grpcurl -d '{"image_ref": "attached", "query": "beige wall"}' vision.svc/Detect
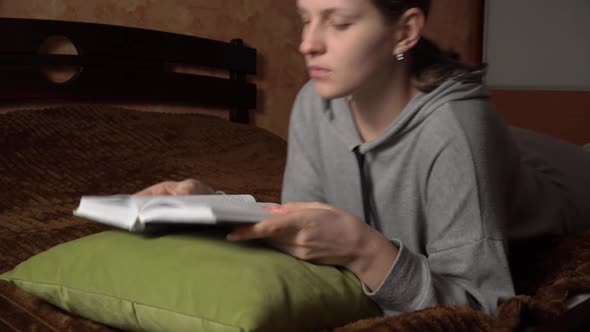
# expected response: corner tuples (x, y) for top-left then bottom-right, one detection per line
(1, 0), (481, 139)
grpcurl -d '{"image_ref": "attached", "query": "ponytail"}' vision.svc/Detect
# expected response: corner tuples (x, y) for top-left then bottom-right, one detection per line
(409, 37), (486, 92)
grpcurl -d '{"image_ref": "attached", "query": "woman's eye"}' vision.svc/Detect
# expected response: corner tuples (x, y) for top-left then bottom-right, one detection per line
(331, 23), (352, 31)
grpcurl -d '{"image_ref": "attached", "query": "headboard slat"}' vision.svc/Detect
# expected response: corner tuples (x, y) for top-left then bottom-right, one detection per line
(0, 18), (257, 123)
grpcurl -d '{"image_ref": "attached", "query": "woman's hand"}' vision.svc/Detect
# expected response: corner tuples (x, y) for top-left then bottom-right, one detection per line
(134, 179), (215, 196)
(227, 202), (399, 290)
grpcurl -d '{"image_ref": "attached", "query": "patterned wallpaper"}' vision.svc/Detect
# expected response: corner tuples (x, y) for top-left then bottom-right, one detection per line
(0, 0), (481, 139)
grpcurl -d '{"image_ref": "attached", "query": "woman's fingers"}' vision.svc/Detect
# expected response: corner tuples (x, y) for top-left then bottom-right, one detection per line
(134, 179), (214, 196)
(134, 182), (176, 195)
(178, 179), (216, 195)
(228, 203), (328, 241)
(263, 202), (329, 215)
(279, 202), (331, 212)
(226, 215), (300, 241)
(175, 180), (197, 195)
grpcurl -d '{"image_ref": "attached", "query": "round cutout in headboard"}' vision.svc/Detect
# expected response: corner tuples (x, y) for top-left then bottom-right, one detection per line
(38, 35), (81, 84)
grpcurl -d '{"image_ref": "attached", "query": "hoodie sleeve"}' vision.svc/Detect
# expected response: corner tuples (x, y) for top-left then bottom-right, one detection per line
(281, 86), (326, 204)
(363, 103), (517, 315)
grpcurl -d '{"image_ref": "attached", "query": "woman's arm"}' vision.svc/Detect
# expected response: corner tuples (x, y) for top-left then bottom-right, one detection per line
(361, 102), (519, 315)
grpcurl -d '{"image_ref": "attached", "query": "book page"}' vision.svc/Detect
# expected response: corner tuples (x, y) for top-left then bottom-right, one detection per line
(137, 195), (276, 225)
(210, 202), (278, 224)
(134, 195), (256, 214)
(73, 195), (139, 230)
(131, 194), (255, 207)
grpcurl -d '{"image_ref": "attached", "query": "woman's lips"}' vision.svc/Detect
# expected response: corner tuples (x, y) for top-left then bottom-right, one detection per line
(308, 66), (331, 78)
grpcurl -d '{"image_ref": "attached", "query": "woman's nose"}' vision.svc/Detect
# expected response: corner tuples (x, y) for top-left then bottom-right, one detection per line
(299, 27), (325, 56)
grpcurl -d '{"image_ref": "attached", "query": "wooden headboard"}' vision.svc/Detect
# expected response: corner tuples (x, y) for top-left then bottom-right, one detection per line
(0, 17), (256, 123)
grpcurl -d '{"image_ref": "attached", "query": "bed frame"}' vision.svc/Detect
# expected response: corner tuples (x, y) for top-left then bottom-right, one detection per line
(0, 17), (256, 123)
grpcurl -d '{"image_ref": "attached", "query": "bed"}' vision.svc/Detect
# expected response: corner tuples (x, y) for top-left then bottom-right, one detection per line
(0, 17), (589, 332)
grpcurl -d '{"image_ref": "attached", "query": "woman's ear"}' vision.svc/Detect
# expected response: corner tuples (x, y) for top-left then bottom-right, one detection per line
(392, 8), (425, 55)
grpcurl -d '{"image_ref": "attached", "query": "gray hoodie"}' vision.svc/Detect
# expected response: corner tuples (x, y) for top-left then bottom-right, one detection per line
(281, 76), (590, 315)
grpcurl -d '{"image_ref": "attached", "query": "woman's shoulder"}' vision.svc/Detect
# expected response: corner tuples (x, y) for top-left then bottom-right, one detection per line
(412, 84), (519, 170)
(420, 81), (506, 142)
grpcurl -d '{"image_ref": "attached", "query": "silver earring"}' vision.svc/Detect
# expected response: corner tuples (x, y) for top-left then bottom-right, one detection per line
(395, 52), (405, 61)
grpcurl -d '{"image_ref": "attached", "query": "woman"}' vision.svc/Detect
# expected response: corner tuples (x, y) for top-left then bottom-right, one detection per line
(137, 0), (590, 315)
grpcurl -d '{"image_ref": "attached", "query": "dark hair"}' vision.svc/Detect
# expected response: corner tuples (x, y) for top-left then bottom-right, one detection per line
(371, 0), (485, 92)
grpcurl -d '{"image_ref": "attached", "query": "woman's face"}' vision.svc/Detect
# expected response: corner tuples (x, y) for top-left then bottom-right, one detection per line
(297, 0), (399, 99)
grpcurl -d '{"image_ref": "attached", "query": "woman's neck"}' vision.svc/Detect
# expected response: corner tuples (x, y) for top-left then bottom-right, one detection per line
(349, 64), (418, 143)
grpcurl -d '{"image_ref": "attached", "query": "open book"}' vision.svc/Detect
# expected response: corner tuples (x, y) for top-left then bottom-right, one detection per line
(73, 195), (278, 232)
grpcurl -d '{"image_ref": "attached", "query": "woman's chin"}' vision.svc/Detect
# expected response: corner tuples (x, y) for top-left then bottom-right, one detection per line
(312, 80), (350, 100)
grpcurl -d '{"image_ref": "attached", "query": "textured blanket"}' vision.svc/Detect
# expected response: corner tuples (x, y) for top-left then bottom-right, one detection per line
(0, 106), (286, 331)
(0, 106), (588, 332)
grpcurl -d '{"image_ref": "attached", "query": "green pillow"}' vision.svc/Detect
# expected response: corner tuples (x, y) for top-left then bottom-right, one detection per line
(1, 230), (380, 332)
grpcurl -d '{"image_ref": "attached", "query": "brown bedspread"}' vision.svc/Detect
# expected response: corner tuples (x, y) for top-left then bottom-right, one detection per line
(1, 106), (589, 332)
(0, 105), (286, 331)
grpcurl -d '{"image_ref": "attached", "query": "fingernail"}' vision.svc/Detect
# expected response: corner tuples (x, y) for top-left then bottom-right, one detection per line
(266, 206), (284, 214)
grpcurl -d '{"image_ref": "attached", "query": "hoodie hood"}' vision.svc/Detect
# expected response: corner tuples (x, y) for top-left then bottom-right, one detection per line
(324, 71), (489, 154)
